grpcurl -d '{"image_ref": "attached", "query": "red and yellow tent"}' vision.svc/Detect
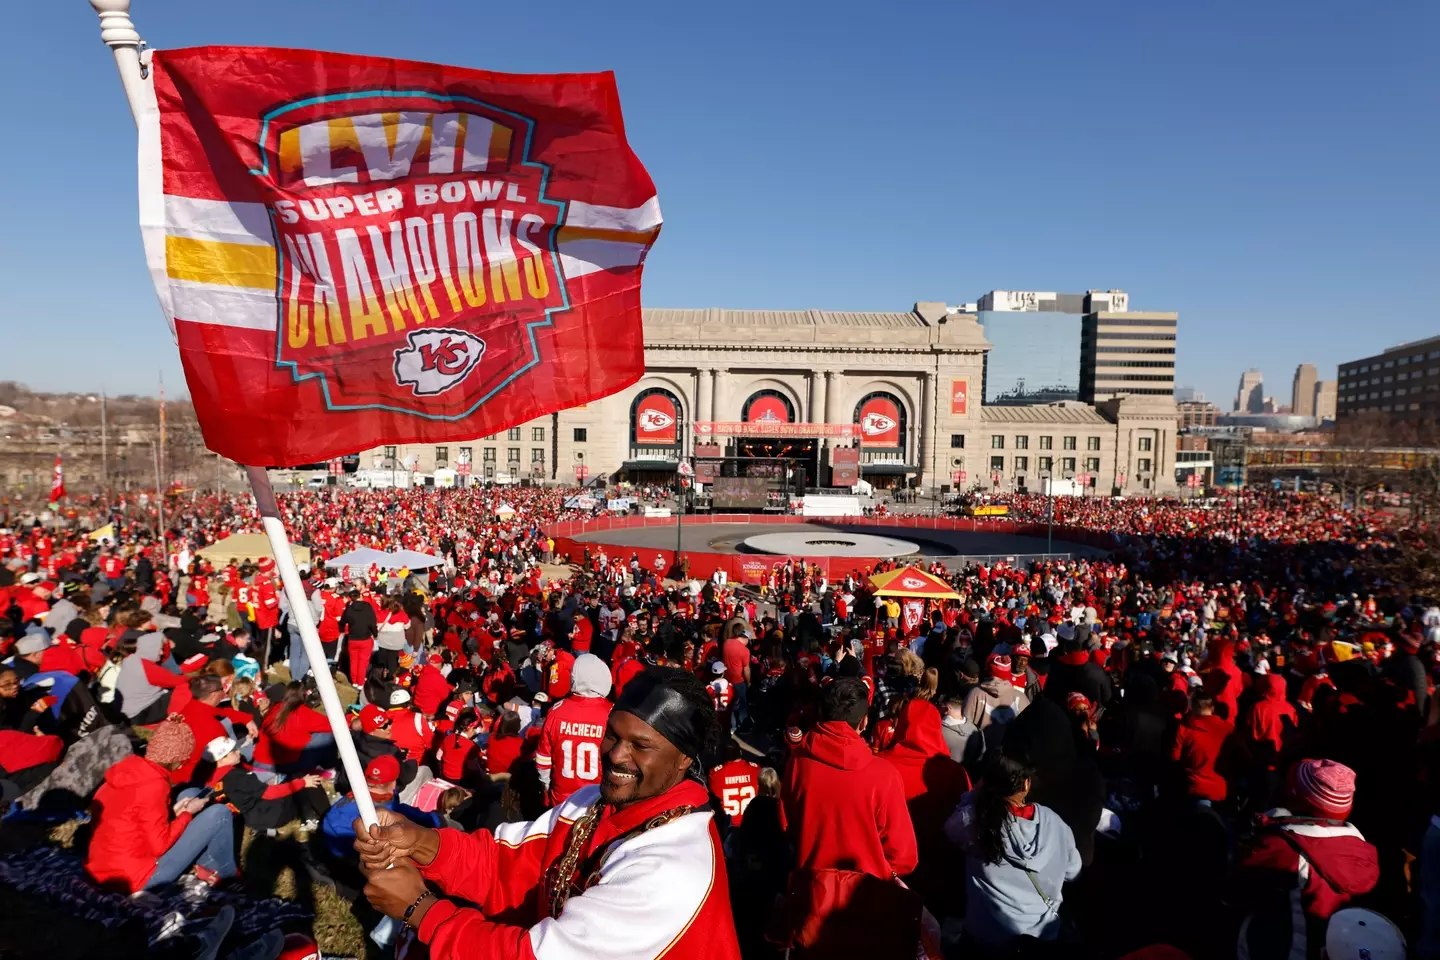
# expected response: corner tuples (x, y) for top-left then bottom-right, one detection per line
(867, 566), (960, 600)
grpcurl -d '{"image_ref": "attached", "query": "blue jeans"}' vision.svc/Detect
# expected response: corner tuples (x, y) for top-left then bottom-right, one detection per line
(254, 732), (337, 781)
(730, 681), (749, 730)
(145, 804), (236, 888)
(290, 631), (311, 682)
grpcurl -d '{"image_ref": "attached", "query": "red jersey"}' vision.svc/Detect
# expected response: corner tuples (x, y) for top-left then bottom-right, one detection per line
(534, 695), (613, 806)
(100, 554), (126, 579)
(708, 759), (760, 826)
(252, 579), (280, 630)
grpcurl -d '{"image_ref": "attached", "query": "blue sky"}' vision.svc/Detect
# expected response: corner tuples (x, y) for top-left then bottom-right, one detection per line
(4, 0), (1435, 407)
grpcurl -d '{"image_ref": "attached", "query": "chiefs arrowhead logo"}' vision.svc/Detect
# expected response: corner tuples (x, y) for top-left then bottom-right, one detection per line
(862, 412), (898, 436)
(393, 328), (486, 397)
(639, 409), (676, 432)
(900, 576), (929, 589)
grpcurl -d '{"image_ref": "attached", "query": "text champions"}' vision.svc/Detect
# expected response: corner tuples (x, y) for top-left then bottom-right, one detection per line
(269, 110), (559, 354)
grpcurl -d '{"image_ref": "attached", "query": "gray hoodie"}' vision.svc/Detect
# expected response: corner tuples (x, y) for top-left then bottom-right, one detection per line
(944, 794), (1081, 948)
(115, 632), (170, 719)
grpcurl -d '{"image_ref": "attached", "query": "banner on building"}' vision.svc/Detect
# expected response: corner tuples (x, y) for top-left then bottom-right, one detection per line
(140, 47), (661, 466)
(950, 378), (969, 416)
(858, 396), (901, 447)
(744, 394), (792, 424)
(695, 421), (857, 440)
(634, 392), (679, 445)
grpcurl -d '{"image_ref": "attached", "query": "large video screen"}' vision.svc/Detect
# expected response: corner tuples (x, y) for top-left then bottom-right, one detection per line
(712, 477), (770, 510)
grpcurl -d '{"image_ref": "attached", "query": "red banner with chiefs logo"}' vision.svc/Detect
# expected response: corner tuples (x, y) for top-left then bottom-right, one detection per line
(858, 396), (901, 447)
(139, 47), (661, 466)
(634, 392), (678, 445)
(744, 394), (792, 424)
(950, 378), (969, 416)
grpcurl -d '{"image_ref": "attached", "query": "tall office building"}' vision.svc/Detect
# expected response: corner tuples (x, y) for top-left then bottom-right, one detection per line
(1079, 311), (1179, 402)
(1236, 370), (1264, 413)
(1336, 334), (1440, 420)
(1314, 380), (1337, 420)
(1291, 363), (1318, 416)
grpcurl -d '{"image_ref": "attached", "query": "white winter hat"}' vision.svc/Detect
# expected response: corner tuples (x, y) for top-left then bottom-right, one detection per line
(570, 653), (613, 699)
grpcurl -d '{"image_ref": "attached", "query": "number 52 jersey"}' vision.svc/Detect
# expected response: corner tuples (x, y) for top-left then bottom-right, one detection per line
(708, 759), (760, 827)
(535, 694), (614, 806)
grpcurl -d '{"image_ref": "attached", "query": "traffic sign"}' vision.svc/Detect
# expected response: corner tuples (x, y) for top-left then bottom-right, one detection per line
(1187, 474), (1202, 488)
(1118, 474), (1127, 485)
(952, 470), (963, 484)
(574, 464), (589, 480)
(677, 461), (693, 477)
(958, 470), (967, 483)
(457, 462), (472, 476)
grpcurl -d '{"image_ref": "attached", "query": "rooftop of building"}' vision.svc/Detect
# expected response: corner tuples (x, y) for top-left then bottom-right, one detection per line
(981, 402), (1110, 425)
(641, 303), (990, 348)
(643, 307), (927, 329)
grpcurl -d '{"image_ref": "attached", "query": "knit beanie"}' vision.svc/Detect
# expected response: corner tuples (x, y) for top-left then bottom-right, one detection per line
(570, 653), (613, 699)
(1290, 758), (1356, 820)
(147, 714), (196, 767)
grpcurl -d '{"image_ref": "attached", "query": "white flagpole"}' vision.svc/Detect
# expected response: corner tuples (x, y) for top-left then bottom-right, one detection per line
(246, 467), (378, 827)
(87, 0), (378, 828)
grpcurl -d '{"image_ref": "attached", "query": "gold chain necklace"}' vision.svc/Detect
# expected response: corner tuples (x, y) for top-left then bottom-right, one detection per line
(544, 802), (696, 917)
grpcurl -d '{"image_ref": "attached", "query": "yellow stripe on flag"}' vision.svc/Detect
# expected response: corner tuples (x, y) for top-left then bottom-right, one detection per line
(556, 225), (661, 246)
(165, 235), (278, 289)
(489, 123), (512, 167)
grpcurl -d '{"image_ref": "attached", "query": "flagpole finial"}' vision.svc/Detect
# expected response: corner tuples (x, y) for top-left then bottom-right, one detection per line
(89, 0), (140, 49)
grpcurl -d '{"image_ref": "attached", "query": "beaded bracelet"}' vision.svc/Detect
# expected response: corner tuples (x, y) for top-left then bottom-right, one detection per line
(404, 890), (434, 929)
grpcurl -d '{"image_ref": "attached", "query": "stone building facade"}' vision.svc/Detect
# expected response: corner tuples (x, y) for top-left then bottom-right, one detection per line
(361, 303), (1179, 494)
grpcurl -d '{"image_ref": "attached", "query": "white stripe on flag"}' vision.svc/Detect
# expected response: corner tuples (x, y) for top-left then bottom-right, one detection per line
(170, 279), (278, 331)
(564, 196), (662, 233)
(557, 239), (651, 279)
(165, 196), (273, 246)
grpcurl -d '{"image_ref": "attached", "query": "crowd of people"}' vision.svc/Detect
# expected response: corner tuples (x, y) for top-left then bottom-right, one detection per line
(0, 484), (1432, 959)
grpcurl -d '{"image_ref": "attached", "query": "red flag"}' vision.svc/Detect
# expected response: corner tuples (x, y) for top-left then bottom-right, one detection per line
(139, 47), (660, 466)
(49, 455), (65, 503)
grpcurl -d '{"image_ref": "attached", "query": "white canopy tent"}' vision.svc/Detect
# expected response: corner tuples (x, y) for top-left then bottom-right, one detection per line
(389, 549), (445, 570)
(324, 547), (396, 571)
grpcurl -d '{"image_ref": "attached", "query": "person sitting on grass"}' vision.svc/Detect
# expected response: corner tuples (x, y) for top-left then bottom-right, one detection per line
(206, 736), (331, 838)
(85, 714), (238, 893)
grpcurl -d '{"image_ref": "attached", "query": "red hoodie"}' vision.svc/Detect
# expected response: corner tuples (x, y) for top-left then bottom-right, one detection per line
(1243, 674), (1298, 771)
(413, 665), (454, 717)
(783, 720), (917, 878)
(1203, 641), (1244, 721)
(878, 700), (970, 910)
(1170, 711), (1233, 801)
(86, 755), (193, 893)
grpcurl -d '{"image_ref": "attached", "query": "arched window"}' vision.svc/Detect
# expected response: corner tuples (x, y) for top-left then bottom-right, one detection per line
(853, 392), (908, 450)
(742, 390), (795, 423)
(631, 388), (683, 447)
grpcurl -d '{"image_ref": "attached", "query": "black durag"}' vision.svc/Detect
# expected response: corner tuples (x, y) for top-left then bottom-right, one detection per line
(613, 669), (711, 781)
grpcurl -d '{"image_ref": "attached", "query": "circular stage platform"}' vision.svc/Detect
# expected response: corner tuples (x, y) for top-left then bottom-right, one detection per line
(740, 531), (919, 558)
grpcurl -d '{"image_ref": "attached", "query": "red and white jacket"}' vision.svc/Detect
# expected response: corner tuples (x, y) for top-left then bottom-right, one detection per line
(416, 781), (740, 960)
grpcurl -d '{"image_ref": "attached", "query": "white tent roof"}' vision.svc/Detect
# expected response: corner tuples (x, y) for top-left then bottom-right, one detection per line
(495, 502), (517, 515)
(389, 549), (444, 570)
(324, 547), (395, 570)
